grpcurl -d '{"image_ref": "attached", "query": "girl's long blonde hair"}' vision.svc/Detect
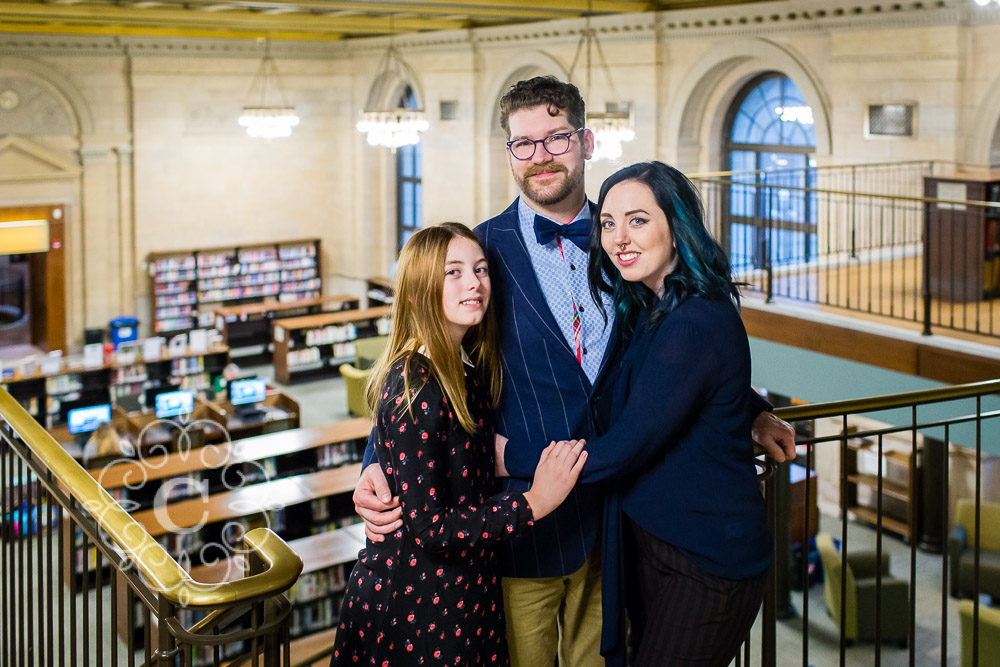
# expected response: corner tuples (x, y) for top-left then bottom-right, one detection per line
(366, 222), (502, 434)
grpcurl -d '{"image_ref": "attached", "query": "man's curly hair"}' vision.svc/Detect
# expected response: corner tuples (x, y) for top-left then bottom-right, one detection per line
(498, 76), (586, 139)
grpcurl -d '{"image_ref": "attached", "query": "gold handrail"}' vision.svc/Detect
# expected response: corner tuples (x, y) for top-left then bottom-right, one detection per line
(0, 389), (303, 606)
(772, 378), (1000, 423)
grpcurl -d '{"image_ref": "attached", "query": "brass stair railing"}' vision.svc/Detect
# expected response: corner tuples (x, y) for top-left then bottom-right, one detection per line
(0, 388), (303, 666)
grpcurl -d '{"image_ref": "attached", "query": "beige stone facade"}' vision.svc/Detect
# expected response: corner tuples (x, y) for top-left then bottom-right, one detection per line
(2, 0), (1000, 346)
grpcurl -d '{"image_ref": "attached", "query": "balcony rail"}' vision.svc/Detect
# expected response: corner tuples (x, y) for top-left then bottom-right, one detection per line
(691, 174), (1000, 339)
(691, 159), (935, 200)
(0, 388), (303, 666)
(755, 379), (1000, 666)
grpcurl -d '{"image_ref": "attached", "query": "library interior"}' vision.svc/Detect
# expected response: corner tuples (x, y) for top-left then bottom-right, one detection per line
(3, 0), (1000, 665)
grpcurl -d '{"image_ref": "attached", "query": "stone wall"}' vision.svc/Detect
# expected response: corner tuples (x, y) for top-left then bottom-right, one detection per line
(1, 0), (999, 346)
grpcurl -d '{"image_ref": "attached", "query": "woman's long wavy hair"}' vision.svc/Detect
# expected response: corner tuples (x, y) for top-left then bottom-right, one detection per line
(588, 161), (740, 338)
(366, 222), (502, 434)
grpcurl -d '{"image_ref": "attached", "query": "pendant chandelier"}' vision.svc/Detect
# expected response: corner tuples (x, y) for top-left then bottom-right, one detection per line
(356, 22), (428, 150)
(238, 39), (299, 139)
(568, 10), (635, 163)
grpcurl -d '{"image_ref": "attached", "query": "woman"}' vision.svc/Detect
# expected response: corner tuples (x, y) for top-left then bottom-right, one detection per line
(332, 223), (586, 666)
(579, 162), (772, 666)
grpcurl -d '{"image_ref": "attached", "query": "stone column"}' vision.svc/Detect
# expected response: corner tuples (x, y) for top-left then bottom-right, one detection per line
(78, 143), (120, 329)
(114, 144), (136, 319)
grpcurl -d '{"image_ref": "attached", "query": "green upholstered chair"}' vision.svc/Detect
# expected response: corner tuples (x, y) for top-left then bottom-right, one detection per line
(959, 600), (1000, 667)
(339, 363), (372, 418)
(353, 335), (389, 371)
(815, 533), (909, 645)
(949, 499), (1000, 600)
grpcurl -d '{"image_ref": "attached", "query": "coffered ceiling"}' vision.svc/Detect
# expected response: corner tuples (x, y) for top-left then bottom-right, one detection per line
(0, 0), (764, 41)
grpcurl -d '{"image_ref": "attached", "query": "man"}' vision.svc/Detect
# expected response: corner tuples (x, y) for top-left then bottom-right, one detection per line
(354, 76), (796, 666)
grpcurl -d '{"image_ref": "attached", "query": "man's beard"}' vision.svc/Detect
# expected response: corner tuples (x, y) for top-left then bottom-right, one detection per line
(516, 160), (584, 207)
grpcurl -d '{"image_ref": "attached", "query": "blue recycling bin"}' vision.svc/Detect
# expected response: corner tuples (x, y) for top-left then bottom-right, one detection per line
(109, 317), (139, 349)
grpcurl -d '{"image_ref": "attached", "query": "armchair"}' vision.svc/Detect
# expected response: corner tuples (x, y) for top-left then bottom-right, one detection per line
(815, 533), (909, 645)
(339, 363), (373, 418)
(353, 335), (389, 370)
(339, 336), (388, 419)
(949, 499), (1000, 600)
(959, 600), (1000, 667)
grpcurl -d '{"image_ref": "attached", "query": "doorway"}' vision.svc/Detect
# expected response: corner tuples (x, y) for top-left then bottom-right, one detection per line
(0, 204), (67, 357)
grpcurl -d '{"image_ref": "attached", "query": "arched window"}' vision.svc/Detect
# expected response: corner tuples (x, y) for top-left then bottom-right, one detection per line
(723, 73), (817, 270)
(396, 86), (423, 250)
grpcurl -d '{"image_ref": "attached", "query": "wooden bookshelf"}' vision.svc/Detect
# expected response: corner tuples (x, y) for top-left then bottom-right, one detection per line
(365, 277), (395, 308)
(272, 306), (391, 384)
(149, 239), (322, 334)
(91, 418), (369, 489)
(924, 172), (1000, 301)
(841, 417), (923, 541)
(214, 294), (360, 360)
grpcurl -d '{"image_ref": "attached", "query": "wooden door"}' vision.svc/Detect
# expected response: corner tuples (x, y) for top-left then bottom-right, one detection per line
(0, 205), (67, 352)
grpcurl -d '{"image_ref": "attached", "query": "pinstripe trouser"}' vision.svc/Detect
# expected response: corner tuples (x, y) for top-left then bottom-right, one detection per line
(625, 518), (768, 667)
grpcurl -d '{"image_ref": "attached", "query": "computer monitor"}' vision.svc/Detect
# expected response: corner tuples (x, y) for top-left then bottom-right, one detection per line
(67, 404), (111, 435)
(154, 390), (194, 419)
(229, 378), (266, 406)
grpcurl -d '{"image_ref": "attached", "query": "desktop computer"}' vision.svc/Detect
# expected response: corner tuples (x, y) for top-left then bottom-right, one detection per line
(154, 390), (194, 420)
(229, 378), (267, 420)
(66, 404), (112, 447)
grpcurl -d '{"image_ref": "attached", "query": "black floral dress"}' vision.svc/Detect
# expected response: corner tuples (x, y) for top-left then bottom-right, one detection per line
(332, 355), (534, 666)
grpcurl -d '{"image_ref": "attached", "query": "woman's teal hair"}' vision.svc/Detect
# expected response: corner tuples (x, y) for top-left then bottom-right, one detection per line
(588, 161), (740, 338)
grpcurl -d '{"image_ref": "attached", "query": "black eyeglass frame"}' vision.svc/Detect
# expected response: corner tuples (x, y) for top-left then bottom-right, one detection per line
(506, 128), (586, 161)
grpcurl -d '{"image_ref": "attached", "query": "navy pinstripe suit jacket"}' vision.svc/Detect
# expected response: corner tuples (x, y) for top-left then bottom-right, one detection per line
(476, 199), (620, 579)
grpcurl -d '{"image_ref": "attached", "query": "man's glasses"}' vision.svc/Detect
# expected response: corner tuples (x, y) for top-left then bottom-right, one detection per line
(506, 128), (585, 161)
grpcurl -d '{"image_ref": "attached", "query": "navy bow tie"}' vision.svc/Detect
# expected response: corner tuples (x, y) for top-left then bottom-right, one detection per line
(533, 214), (591, 251)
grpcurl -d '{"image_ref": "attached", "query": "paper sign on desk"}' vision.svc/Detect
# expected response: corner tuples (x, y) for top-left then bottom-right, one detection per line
(143, 337), (164, 361)
(190, 329), (208, 353)
(83, 344), (103, 368)
(41, 351), (63, 375)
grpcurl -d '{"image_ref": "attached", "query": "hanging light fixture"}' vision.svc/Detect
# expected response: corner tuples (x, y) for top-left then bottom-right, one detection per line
(567, 7), (635, 163)
(238, 39), (299, 139)
(356, 19), (429, 151)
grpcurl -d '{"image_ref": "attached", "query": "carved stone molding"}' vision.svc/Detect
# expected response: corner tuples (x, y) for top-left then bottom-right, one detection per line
(0, 135), (80, 182)
(78, 144), (111, 165)
(0, 75), (75, 135)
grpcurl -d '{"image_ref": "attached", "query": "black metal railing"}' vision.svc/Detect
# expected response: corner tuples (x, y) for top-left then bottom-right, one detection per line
(0, 389), (303, 666)
(755, 379), (1000, 666)
(691, 159), (935, 200)
(693, 176), (1000, 339)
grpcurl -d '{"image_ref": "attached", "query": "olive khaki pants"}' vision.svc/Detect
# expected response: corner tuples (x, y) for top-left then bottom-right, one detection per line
(502, 550), (604, 667)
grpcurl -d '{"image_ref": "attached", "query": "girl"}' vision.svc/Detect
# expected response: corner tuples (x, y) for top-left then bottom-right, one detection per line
(332, 222), (585, 666)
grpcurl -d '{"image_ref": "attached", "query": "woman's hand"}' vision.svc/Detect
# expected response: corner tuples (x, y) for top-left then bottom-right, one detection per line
(494, 433), (510, 477)
(523, 439), (587, 520)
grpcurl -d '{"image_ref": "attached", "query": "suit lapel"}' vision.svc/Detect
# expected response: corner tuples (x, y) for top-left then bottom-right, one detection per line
(489, 203), (574, 358)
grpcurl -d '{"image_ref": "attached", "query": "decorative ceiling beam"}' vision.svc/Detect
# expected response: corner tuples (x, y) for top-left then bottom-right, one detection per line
(0, 3), (466, 34)
(174, 0), (572, 20)
(0, 21), (346, 39)
(355, 0), (650, 12)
